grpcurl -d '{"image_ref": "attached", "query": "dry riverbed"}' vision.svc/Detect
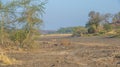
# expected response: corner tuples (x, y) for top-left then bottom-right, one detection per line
(1, 36), (120, 67)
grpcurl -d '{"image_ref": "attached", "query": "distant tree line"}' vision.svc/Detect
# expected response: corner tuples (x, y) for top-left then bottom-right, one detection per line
(56, 26), (87, 36)
(56, 27), (75, 34)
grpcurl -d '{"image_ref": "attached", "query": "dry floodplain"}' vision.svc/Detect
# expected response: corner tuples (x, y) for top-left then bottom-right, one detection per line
(1, 34), (120, 67)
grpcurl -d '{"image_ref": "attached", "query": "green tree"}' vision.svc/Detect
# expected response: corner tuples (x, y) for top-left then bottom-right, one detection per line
(87, 25), (96, 34)
(86, 11), (111, 34)
(0, 0), (46, 48)
(86, 11), (101, 33)
(15, 0), (46, 48)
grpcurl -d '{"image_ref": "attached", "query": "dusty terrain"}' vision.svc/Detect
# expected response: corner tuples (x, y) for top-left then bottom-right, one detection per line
(1, 35), (120, 67)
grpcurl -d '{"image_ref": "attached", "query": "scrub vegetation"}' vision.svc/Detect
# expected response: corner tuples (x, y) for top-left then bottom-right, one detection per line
(0, 0), (46, 49)
(0, 0), (120, 67)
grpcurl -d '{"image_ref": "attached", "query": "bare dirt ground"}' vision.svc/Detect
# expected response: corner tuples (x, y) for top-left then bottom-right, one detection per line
(1, 35), (120, 67)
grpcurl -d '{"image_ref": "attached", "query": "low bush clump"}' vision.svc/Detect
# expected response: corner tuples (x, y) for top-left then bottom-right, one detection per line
(60, 39), (71, 46)
(115, 29), (120, 37)
(0, 52), (18, 66)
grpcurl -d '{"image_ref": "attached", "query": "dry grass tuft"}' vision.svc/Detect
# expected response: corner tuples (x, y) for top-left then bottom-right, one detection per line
(60, 39), (71, 46)
(0, 52), (20, 66)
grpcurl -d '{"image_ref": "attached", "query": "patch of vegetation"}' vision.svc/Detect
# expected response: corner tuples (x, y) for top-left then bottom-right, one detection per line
(113, 29), (120, 38)
(60, 39), (71, 46)
(0, 0), (46, 49)
(72, 26), (87, 37)
(10, 30), (28, 48)
(0, 52), (18, 66)
(103, 23), (113, 32)
(57, 27), (74, 34)
(85, 11), (120, 37)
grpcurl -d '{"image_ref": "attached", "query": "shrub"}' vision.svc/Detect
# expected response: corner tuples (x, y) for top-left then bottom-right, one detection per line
(10, 30), (28, 48)
(88, 25), (96, 34)
(72, 26), (87, 37)
(99, 31), (106, 34)
(103, 23), (113, 32)
(115, 29), (120, 37)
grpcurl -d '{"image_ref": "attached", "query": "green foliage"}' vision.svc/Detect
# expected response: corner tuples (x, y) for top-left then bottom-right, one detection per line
(16, 0), (45, 48)
(57, 27), (74, 34)
(56, 26), (87, 37)
(10, 30), (28, 48)
(103, 23), (113, 32)
(86, 11), (101, 32)
(86, 11), (111, 34)
(115, 29), (120, 37)
(0, 0), (46, 49)
(87, 25), (96, 34)
(99, 31), (106, 34)
(72, 26), (87, 37)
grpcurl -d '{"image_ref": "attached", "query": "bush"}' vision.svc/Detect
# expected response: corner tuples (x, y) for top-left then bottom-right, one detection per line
(103, 23), (113, 32)
(10, 30), (28, 48)
(72, 26), (87, 37)
(115, 29), (120, 37)
(72, 32), (82, 37)
(99, 31), (106, 34)
(88, 25), (96, 34)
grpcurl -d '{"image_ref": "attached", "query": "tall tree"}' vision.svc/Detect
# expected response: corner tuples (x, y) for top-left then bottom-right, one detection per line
(86, 11), (111, 33)
(15, 0), (46, 48)
(0, 0), (46, 48)
(86, 11), (101, 33)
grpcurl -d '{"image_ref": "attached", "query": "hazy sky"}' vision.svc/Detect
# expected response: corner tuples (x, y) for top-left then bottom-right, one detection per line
(42, 0), (120, 30)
